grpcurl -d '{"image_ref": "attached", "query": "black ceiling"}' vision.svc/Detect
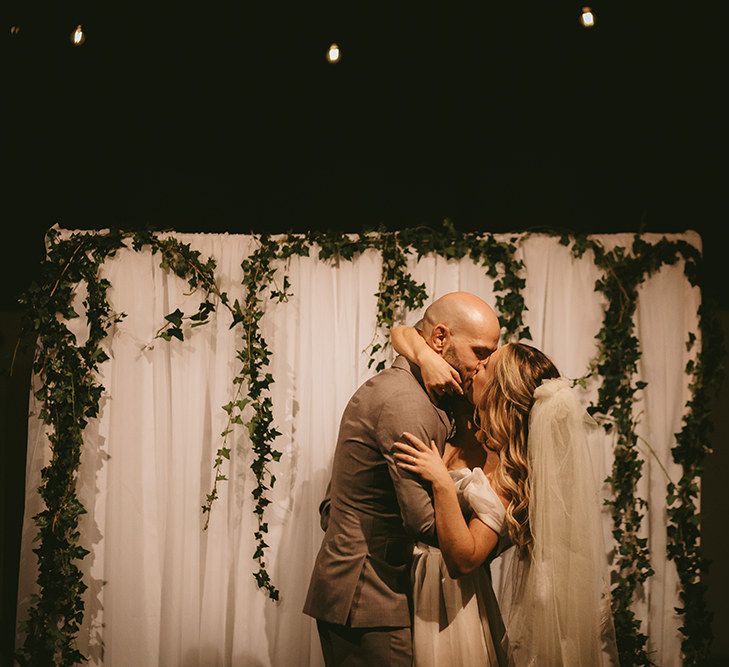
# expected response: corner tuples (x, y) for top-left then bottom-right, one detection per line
(5, 1), (727, 308)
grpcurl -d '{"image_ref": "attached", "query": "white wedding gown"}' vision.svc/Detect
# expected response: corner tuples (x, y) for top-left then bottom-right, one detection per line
(412, 467), (510, 667)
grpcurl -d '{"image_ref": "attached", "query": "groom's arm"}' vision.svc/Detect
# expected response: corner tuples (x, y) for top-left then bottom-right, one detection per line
(375, 394), (448, 547)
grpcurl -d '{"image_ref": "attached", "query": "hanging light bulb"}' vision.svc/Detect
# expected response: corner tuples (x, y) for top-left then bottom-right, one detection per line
(326, 42), (341, 64)
(10, 25), (21, 37)
(580, 7), (595, 28)
(71, 24), (85, 46)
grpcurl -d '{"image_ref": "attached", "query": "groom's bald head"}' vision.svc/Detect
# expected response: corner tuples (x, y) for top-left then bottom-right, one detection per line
(422, 292), (499, 339)
(420, 291), (500, 383)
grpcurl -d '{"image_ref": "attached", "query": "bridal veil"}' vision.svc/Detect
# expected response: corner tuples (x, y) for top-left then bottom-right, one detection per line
(498, 378), (619, 666)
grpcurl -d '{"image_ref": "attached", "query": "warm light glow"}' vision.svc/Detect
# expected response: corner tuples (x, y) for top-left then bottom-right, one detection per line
(327, 43), (340, 64)
(10, 25), (21, 36)
(580, 7), (595, 28)
(71, 24), (85, 46)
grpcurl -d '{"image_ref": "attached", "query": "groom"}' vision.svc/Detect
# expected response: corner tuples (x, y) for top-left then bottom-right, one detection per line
(303, 292), (500, 665)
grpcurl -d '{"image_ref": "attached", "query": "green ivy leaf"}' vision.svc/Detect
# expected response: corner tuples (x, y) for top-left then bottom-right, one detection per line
(164, 308), (184, 327)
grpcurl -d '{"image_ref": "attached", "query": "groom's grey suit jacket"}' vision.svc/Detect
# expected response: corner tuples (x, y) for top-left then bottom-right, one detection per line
(303, 355), (452, 628)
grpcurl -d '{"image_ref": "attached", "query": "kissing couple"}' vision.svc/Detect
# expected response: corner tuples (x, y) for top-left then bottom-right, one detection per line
(304, 292), (618, 666)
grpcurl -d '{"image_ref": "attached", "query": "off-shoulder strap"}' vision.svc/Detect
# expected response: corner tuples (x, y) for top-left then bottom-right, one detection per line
(452, 467), (506, 535)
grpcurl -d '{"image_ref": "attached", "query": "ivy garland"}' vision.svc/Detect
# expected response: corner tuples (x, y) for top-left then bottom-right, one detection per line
(668, 299), (725, 665)
(201, 233), (311, 600)
(366, 230), (429, 371)
(559, 232), (721, 666)
(14, 223), (722, 666)
(399, 220), (530, 341)
(15, 228), (227, 665)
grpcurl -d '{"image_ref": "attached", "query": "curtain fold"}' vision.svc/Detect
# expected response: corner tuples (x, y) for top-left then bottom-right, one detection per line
(16, 231), (701, 666)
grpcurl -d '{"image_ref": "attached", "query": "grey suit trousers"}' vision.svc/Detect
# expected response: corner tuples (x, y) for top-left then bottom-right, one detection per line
(317, 620), (412, 667)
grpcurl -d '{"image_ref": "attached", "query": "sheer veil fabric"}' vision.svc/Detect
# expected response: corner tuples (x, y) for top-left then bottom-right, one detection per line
(15, 231), (700, 665)
(498, 378), (619, 666)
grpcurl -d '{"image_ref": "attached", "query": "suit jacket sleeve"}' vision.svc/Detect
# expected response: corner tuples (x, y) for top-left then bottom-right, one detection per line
(374, 393), (447, 546)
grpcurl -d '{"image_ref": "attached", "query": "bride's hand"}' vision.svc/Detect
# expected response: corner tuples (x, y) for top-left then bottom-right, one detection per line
(419, 350), (463, 400)
(394, 432), (451, 487)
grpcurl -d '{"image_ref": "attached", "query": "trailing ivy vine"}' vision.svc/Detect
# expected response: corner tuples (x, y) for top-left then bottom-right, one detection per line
(15, 223), (723, 667)
(16, 229), (123, 666)
(202, 234), (311, 599)
(366, 231), (429, 371)
(559, 232), (721, 666)
(667, 299), (725, 665)
(15, 228), (227, 665)
(400, 220), (531, 341)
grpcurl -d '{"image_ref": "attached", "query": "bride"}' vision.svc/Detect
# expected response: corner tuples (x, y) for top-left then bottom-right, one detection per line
(391, 329), (618, 666)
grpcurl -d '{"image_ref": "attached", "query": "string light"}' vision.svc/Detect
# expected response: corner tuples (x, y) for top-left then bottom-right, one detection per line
(580, 6), (595, 28)
(17, 12), (610, 48)
(326, 43), (340, 64)
(71, 24), (85, 46)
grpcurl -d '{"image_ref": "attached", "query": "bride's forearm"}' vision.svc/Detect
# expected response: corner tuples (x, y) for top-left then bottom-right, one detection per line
(391, 326), (438, 366)
(432, 480), (494, 578)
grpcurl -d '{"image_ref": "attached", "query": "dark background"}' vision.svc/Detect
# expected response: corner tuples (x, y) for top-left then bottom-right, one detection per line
(2, 0), (727, 664)
(3, 0), (728, 304)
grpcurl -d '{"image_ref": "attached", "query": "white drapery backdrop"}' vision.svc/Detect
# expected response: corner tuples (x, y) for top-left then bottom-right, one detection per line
(16, 231), (701, 666)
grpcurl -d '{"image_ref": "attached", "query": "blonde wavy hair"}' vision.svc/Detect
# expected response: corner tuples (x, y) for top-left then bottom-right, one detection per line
(476, 342), (559, 558)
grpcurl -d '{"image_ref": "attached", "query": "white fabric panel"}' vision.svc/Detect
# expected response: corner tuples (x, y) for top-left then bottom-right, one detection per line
(16, 231), (700, 666)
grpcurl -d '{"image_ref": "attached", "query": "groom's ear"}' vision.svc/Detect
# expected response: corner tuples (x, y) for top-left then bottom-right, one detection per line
(430, 324), (449, 354)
